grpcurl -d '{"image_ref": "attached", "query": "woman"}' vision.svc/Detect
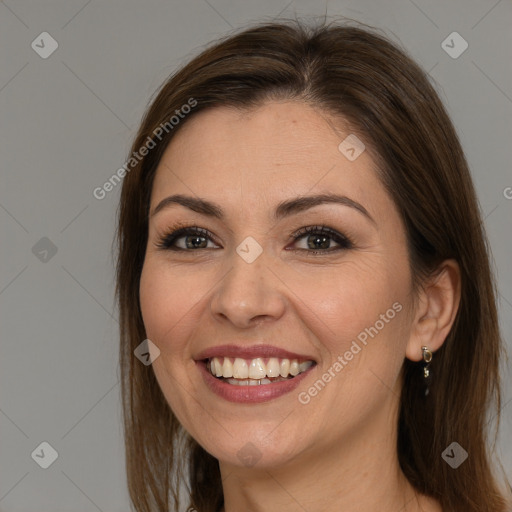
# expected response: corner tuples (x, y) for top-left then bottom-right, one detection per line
(115, 19), (511, 512)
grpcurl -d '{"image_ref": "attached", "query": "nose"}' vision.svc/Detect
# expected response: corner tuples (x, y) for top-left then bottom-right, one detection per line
(209, 248), (286, 328)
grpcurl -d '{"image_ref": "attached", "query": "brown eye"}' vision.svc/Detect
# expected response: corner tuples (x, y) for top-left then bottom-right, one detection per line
(289, 226), (352, 255)
(155, 227), (218, 251)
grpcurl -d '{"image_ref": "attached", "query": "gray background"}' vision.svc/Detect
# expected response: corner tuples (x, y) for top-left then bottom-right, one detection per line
(1, 0), (511, 511)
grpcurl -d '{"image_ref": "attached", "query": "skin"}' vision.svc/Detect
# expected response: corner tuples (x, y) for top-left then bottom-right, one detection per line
(139, 100), (460, 512)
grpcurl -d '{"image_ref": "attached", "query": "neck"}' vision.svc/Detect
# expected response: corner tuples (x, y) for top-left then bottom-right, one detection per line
(218, 398), (440, 512)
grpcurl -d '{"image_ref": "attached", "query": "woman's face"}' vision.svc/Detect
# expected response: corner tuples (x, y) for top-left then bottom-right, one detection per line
(139, 101), (416, 469)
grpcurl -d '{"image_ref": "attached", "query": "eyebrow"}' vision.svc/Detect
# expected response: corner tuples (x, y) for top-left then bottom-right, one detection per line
(150, 193), (375, 224)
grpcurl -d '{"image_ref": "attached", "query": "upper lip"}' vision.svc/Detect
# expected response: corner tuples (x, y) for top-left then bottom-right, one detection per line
(194, 344), (316, 362)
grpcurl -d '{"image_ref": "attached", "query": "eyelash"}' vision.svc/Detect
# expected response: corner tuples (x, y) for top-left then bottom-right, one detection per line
(155, 223), (353, 255)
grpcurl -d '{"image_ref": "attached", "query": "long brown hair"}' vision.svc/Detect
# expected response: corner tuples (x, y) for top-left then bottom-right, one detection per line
(115, 19), (511, 512)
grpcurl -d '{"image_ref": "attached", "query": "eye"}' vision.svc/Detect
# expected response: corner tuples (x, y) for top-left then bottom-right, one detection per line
(155, 226), (219, 251)
(154, 224), (353, 255)
(288, 225), (352, 255)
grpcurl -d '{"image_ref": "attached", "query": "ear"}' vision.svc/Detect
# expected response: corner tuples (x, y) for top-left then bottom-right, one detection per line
(405, 259), (461, 362)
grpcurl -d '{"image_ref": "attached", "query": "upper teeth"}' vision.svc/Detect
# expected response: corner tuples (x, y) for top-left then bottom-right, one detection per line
(208, 357), (314, 379)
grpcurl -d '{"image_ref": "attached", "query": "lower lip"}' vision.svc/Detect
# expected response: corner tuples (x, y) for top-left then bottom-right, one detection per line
(196, 360), (315, 403)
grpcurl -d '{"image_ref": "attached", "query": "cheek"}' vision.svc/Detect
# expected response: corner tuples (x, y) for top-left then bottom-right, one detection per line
(139, 263), (165, 340)
(139, 260), (196, 351)
(293, 260), (412, 424)
(295, 264), (409, 418)
(296, 258), (408, 350)
(139, 260), (205, 428)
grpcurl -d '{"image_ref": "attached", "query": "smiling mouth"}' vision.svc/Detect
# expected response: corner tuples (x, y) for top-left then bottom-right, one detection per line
(205, 356), (315, 386)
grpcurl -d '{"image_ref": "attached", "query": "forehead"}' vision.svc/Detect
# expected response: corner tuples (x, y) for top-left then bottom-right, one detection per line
(150, 101), (388, 219)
